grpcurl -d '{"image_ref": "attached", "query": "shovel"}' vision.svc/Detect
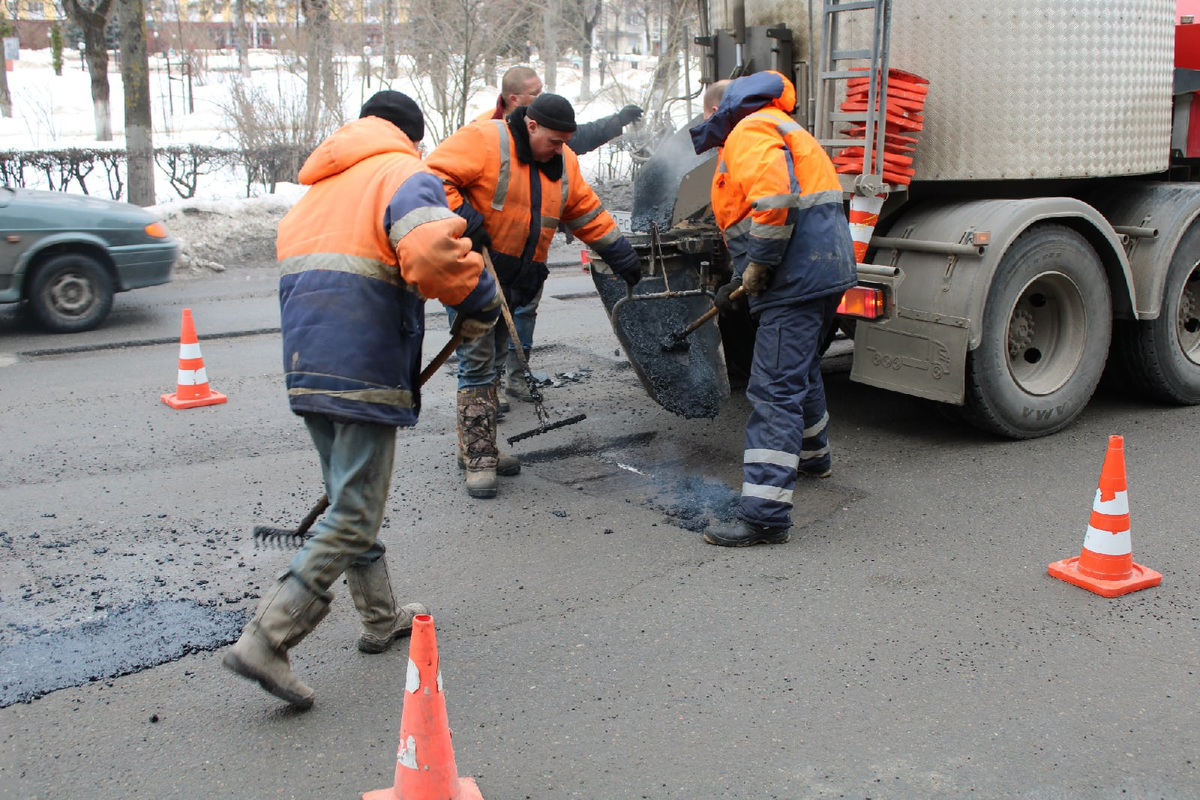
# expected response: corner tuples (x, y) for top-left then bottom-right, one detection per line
(253, 332), (463, 548)
(661, 285), (744, 352)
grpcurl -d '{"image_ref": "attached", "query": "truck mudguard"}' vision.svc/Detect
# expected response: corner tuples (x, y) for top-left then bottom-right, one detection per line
(851, 197), (1133, 404)
(1085, 182), (1200, 319)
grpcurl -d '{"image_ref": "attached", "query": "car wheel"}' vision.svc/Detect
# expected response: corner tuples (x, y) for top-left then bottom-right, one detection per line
(28, 253), (114, 333)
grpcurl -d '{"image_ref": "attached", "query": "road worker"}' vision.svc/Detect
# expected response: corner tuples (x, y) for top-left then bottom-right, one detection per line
(427, 92), (642, 498)
(476, 66), (644, 407)
(223, 91), (501, 708)
(689, 72), (857, 547)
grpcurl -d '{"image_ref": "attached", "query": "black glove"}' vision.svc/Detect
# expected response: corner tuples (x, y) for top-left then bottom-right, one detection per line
(618, 264), (642, 288)
(715, 278), (745, 315)
(618, 104), (644, 126)
(466, 225), (492, 254)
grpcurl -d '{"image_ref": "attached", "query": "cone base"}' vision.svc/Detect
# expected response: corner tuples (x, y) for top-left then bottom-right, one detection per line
(161, 390), (228, 409)
(1048, 557), (1162, 598)
(362, 775), (482, 800)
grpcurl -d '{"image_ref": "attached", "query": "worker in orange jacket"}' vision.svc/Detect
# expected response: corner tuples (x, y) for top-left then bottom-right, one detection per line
(427, 92), (642, 498)
(474, 66), (643, 408)
(224, 92), (500, 709)
(689, 71), (857, 547)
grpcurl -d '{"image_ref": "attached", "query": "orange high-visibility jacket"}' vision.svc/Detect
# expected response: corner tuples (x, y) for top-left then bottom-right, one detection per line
(692, 71), (856, 313)
(427, 115), (634, 307)
(278, 116), (499, 426)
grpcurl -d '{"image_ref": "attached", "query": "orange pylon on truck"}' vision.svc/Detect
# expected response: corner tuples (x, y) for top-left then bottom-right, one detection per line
(363, 614), (483, 800)
(1048, 435), (1162, 598)
(160, 308), (227, 409)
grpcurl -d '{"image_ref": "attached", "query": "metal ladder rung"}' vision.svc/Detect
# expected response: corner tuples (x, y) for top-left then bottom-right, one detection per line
(829, 111), (879, 121)
(819, 69), (868, 80)
(819, 138), (870, 147)
(825, 0), (878, 11)
(831, 48), (872, 60)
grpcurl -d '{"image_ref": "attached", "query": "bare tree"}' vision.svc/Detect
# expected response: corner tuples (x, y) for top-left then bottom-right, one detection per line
(542, 0), (559, 91)
(405, 0), (530, 141)
(0, 10), (13, 117)
(62, 0), (114, 141)
(382, 0), (398, 79)
(234, 0), (251, 77)
(565, 0), (602, 100)
(118, 0), (154, 206)
(301, 0), (338, 132)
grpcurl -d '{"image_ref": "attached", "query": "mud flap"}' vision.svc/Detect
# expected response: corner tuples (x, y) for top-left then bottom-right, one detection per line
(851, 314), (969, 404)
(592, 264), (731, 418)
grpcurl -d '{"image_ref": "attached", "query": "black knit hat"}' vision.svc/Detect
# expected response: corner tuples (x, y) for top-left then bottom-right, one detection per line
(360, 91), (425, 143)
(526, 93), (577, 133)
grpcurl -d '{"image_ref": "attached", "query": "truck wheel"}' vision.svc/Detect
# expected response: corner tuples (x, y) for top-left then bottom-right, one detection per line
(961, 223), (1111, 438)
(1109, 220), (1200, 403)
(28, 253), (114, 333)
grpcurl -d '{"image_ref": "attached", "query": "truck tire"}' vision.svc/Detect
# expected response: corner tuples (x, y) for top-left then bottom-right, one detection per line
(1108, 220), (1200, 403)
(960, 223), (1111, 438)
(27, 253), (114, 333)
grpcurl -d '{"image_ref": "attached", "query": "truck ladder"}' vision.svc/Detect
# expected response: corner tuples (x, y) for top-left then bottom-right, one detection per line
(814, 0), (893, 195)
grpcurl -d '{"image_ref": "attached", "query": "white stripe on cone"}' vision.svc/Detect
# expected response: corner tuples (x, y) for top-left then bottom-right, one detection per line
(1082, 527), (1132, 556)
(177, 368), (208, 386)
(179, 342), (203, 360)
(1092, 489), (1129, 515)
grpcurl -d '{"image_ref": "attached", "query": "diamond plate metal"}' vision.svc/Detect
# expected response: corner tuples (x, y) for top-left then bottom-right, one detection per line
(711, 0), (1175, 181)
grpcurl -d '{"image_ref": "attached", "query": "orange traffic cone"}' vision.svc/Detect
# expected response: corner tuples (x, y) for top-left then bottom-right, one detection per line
(1048, 435), (1161, 597)
(847, 193), (886, 263)
(363, 615), (483, 800)
(160, 308), (227, 409)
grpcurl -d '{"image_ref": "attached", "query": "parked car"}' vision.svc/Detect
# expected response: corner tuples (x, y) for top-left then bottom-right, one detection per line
(0, 187), (179, 333)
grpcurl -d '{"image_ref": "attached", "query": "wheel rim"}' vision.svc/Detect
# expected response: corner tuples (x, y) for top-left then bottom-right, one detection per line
(46, 270), (96, 318)
(1178, 263), (1200, 367)
(1005, 271), (1088, 395)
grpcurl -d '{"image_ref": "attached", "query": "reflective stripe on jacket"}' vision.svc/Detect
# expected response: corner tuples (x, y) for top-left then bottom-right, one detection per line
(277, 116), (498, 427)
(426, 117), (624, 306)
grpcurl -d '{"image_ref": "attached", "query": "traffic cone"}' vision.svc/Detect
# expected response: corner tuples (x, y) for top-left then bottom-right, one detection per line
(160, 308), (227, 409)
(363, 615), (483, 800)
(847, 193), (886, 263)
(1048, 435), (1162, 598)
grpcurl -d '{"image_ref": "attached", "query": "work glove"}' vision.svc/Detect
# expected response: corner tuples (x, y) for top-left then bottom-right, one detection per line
(616, 263), (642, 289)
(742, 261), (774, 296)
(715, 278), (745, 315)
(451, 313), (497, 343)
(466, 225), (492, 254)
(618, 104), (644, 127)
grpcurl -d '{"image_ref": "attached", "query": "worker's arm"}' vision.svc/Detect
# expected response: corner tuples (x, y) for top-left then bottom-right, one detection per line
(559, 157), (640, 286)
(567, 105), (641, 155)
(383, 169), (500, 324)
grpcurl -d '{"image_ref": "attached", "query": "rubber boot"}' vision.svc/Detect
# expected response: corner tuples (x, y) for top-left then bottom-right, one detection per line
(345, 557), (430, 654)
(457, 385), (498, 498)
(504, 350), (535, 402)
(222, 572), (331, 709)
(703, 519), (791, 547)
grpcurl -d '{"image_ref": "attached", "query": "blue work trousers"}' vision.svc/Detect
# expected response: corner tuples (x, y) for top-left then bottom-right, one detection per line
(739, 296), (840, 529)
(446, 287), (542, 389)
(287, 414), (394, 598)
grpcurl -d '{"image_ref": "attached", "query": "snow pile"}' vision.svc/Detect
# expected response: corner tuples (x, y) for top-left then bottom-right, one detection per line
(152, 187), (303, 274)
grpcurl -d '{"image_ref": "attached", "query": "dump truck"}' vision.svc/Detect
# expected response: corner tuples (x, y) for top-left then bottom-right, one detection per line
(596, 0), (1200, 438)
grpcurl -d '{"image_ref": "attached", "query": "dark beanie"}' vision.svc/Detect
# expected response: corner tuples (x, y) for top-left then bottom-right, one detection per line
(360, 91), (425, 143)
(526, 93), (577, 133)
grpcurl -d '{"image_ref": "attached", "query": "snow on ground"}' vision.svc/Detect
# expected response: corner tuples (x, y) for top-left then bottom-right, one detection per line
(1, 46), (677, 271)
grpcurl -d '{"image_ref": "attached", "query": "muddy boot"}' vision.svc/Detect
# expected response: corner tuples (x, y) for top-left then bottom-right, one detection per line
(503, 350), (535, 402)
(222, 572), (331, 709)
(495, 374), (510, 417)
(703, 519), (791, 547)
(345, 557), (430, 654)
(457, 386), (498, 498)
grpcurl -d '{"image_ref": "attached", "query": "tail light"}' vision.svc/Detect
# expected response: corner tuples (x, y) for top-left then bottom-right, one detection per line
(836, 285), (885, 319)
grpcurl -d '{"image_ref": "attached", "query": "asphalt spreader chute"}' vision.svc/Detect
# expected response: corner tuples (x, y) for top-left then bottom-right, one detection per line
(592, 224), (732, 419)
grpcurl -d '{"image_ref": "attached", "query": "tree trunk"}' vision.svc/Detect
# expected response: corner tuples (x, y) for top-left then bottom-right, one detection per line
(63, 0), (114, 141)
(119, 0), (154, 206)
(382, 0), (397, 80)
(542, 0), (558, 92)
(0, 57), (11, 118)
(234, 0), (250, 77)
(579, 2), (600, 102)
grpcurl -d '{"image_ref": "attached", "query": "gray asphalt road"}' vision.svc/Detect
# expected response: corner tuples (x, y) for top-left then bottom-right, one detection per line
(1, 259), (1197, 799)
